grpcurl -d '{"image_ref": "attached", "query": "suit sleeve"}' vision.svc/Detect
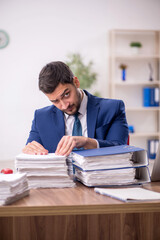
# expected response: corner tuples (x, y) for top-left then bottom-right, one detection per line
(96, 100), (129, 147)
(26, 110), (43, 145)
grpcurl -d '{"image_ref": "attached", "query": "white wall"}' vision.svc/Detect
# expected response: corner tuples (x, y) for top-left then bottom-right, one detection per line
(0, 0), (160, 160)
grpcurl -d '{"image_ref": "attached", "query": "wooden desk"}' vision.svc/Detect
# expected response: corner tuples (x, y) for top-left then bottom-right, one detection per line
(1, 182), (160, 240)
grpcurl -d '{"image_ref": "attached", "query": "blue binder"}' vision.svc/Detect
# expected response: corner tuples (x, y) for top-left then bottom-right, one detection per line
(72, 145), (150, 187)
(143, 88), (151, 107)
(143, 87), (159, 107)
(150, 88), (155, 106)
(73, 145), (145, 157)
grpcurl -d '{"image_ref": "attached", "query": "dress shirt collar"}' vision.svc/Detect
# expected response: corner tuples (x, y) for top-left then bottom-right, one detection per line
(64, 89), (88, 120)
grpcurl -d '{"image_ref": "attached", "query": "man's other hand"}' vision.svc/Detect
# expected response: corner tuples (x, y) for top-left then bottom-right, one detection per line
(55, 136), (97, 156)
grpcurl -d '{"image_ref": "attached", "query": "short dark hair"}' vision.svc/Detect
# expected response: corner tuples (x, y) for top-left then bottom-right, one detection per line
(39, 61), (74, 93)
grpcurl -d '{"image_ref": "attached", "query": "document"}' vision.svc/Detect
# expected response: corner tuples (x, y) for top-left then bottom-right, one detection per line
(94, 187), (160, 202)
(0, 173), (29, 205)
(75, 167), (137, 186)
(15, 153), (75, 189)
(71, 145), (150, 187)
(72, 145), (148, 171)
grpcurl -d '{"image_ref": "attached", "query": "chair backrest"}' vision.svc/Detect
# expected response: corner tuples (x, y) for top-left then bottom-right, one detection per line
(151, 142), (160, 181)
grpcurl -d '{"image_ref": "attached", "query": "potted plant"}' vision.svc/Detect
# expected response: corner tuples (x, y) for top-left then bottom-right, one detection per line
(130, 41), (142, 54)
(66, 53), (99, 95)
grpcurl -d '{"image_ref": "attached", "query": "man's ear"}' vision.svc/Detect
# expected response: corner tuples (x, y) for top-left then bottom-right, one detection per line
(73, 76), (80, 88)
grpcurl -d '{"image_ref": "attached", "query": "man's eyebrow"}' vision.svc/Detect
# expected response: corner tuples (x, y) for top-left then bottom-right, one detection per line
(61, 88), (69, 98)
(50, 88), (69, 103)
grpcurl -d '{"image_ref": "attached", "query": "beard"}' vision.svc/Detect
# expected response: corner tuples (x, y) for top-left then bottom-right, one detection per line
(63, 88), (82, 116)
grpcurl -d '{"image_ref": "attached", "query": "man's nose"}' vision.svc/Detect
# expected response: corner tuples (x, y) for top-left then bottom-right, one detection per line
(60, 100), (69, 110)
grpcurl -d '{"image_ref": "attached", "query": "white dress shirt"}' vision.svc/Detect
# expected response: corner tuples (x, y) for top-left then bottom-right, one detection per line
(64, 89), (99, 148)
(64, 89), (88, 137)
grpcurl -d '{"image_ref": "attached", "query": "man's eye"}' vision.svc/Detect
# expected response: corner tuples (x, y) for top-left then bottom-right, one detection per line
(64, 92), (69, 97)
(51, 100), (58, 104)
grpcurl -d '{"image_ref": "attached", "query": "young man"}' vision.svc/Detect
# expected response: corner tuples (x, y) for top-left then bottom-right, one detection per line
(23, 61), (128, 156)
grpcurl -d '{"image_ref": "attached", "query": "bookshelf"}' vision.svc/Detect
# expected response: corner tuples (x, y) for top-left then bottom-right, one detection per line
(109, 29), (160, 155)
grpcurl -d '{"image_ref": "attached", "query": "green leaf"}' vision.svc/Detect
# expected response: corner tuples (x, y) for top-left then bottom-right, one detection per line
(66, 53), (97, 89)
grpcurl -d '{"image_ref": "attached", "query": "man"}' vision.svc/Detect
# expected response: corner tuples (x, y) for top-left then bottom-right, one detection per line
(23, 61), (128, 156)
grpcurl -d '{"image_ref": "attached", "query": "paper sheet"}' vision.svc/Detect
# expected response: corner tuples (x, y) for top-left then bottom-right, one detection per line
(94, 187), (160, 202)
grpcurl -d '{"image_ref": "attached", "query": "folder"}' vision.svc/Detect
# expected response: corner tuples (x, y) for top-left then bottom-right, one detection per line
(72, 145), (148, 171)
(143, 87), (151, 107)
(143, 87), (160, 107)
(150, 88), (155, 106)
(75, 166), (150, 187)
(71, 145), (150, 187)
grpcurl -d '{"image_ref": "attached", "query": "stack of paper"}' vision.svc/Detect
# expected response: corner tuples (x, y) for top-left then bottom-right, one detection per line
(72, 152), (134, 170)
(66, 155), (75, 177)
(72, 145), (150, 187)
(15, 153), (75, 189)
(0, 173), (29, 206)
(75, 168), (137, 186)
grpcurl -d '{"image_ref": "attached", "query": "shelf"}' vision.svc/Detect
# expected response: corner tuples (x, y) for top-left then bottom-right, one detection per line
(113, 55), (160, 60)
(112, 29), (158, 33)
(115, 81), (160, 86)
(109, 29), (160, 150)
(130, 132), (160, 138)
(126, 107), (160, 111)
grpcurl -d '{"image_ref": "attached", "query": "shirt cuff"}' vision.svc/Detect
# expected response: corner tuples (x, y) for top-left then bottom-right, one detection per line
(95, 139), (100, 148)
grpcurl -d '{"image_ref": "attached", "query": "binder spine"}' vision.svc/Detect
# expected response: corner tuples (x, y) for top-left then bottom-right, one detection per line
(143, 87), (160, 107)
(143, 88), (150, 107)
(154, 88), (159, 106)
(150, 88), (155, 106)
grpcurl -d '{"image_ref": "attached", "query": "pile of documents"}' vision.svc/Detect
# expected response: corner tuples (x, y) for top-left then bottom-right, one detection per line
(75, 168), (136, 186)
(0, 173), (29, 206)
(66, 155), (75, 177)
(15, 153), (75, 189)
(72, 145), (150, 187)
(72, 152), (134, 170)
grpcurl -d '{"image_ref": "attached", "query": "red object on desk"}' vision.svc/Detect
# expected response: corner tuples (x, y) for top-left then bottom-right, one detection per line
(1, 168), (13, 174)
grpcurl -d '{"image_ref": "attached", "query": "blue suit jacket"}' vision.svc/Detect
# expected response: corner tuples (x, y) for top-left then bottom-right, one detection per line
(27, 90), (129, 152)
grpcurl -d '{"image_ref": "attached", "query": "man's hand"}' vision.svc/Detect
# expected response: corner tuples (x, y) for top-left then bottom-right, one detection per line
(55, 136), (97, 156)
(22, 141), (48, 155)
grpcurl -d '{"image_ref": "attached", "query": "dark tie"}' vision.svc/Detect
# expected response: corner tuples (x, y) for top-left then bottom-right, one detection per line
(72, 113), (82, 136)
(72, 113), (83, 172)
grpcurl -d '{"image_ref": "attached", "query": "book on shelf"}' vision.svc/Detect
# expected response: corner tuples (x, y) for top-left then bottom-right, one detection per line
(94, 187), (160, 202)
(148, 139), (159, 160)
(71, 145), (150, 187)
(15, 153), (75, 189)
(143, 87), (159, 107)
(0, 173), (29, 206)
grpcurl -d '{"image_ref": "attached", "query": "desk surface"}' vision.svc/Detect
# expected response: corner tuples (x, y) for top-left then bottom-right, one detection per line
(1, 182), (160, 217)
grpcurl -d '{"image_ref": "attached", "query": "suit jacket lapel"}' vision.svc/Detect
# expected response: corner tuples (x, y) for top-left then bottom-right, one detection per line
(52, 107), (65, 141)
(85, 91), (99, 138)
